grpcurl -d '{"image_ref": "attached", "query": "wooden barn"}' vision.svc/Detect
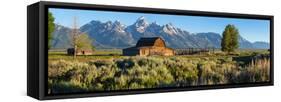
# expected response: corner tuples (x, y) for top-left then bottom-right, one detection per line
(67, 48), (93, 55)
(123, 37), (174, 56)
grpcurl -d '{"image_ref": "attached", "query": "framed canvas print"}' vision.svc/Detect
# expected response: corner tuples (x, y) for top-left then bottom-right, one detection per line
(27, 1), (274, 100)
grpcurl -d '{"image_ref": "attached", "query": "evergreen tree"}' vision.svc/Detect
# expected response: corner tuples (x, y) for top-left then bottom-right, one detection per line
(48, 12), (55, 49)
(221, 24), (239, 53)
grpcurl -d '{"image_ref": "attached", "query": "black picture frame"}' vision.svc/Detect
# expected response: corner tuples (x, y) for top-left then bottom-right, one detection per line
(27, 1), (274, 100)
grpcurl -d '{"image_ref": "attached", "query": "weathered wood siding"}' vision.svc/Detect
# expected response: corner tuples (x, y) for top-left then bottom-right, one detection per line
(123, 37), (174, 56)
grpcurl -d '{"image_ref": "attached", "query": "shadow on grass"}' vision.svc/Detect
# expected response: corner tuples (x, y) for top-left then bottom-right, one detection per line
(49, 81), (87, 95)
(233, 55), (254, 66)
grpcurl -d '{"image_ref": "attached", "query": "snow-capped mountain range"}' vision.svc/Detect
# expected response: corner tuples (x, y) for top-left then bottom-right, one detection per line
(51, 16), (269, 49)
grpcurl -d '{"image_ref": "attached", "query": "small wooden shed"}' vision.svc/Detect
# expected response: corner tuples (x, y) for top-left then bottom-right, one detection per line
(123, 37), (174, 56)
(67, 48), (93, 55)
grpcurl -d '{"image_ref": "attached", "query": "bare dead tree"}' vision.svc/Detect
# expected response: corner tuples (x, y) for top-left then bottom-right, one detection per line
(69, 17), (93, 58)
(70, 17), (80, 58)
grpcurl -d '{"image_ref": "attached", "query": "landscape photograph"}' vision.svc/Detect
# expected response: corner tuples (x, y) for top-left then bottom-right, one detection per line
(47, 8), (271, 95)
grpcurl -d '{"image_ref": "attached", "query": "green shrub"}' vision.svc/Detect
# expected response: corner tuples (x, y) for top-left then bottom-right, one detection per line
(48, 55), (270, 93)
(240, 58), (270, 82)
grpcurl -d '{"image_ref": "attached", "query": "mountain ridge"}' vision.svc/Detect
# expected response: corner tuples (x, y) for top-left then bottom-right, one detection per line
(51, 17), (269, 49)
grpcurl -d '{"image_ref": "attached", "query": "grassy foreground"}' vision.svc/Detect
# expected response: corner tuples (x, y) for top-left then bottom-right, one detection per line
(48, 50), (270, 94)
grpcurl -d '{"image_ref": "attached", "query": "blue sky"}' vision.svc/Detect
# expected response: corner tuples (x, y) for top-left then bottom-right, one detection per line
(49, 8), (270, 43)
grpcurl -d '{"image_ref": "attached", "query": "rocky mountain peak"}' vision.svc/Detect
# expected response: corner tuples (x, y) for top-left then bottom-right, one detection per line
(89, 20), (102, 25)
(134, 16), (149, 33)
(111, 20), (125, 33)
(163, 23), (178, 35)
(113, 20), (121, 25)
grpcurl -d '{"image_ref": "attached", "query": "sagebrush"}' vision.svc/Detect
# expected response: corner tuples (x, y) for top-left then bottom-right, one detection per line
(48, 56), (270, 94)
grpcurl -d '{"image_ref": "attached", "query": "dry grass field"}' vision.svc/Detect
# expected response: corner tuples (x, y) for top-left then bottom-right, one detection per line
(48, 49), (270, 94)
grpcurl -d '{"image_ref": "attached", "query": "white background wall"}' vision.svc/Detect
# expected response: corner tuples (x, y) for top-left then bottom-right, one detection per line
(0, 0), (280, 101)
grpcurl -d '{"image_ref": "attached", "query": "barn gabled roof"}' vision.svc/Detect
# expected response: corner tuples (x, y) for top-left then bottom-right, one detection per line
(136, 37), (165, 47)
